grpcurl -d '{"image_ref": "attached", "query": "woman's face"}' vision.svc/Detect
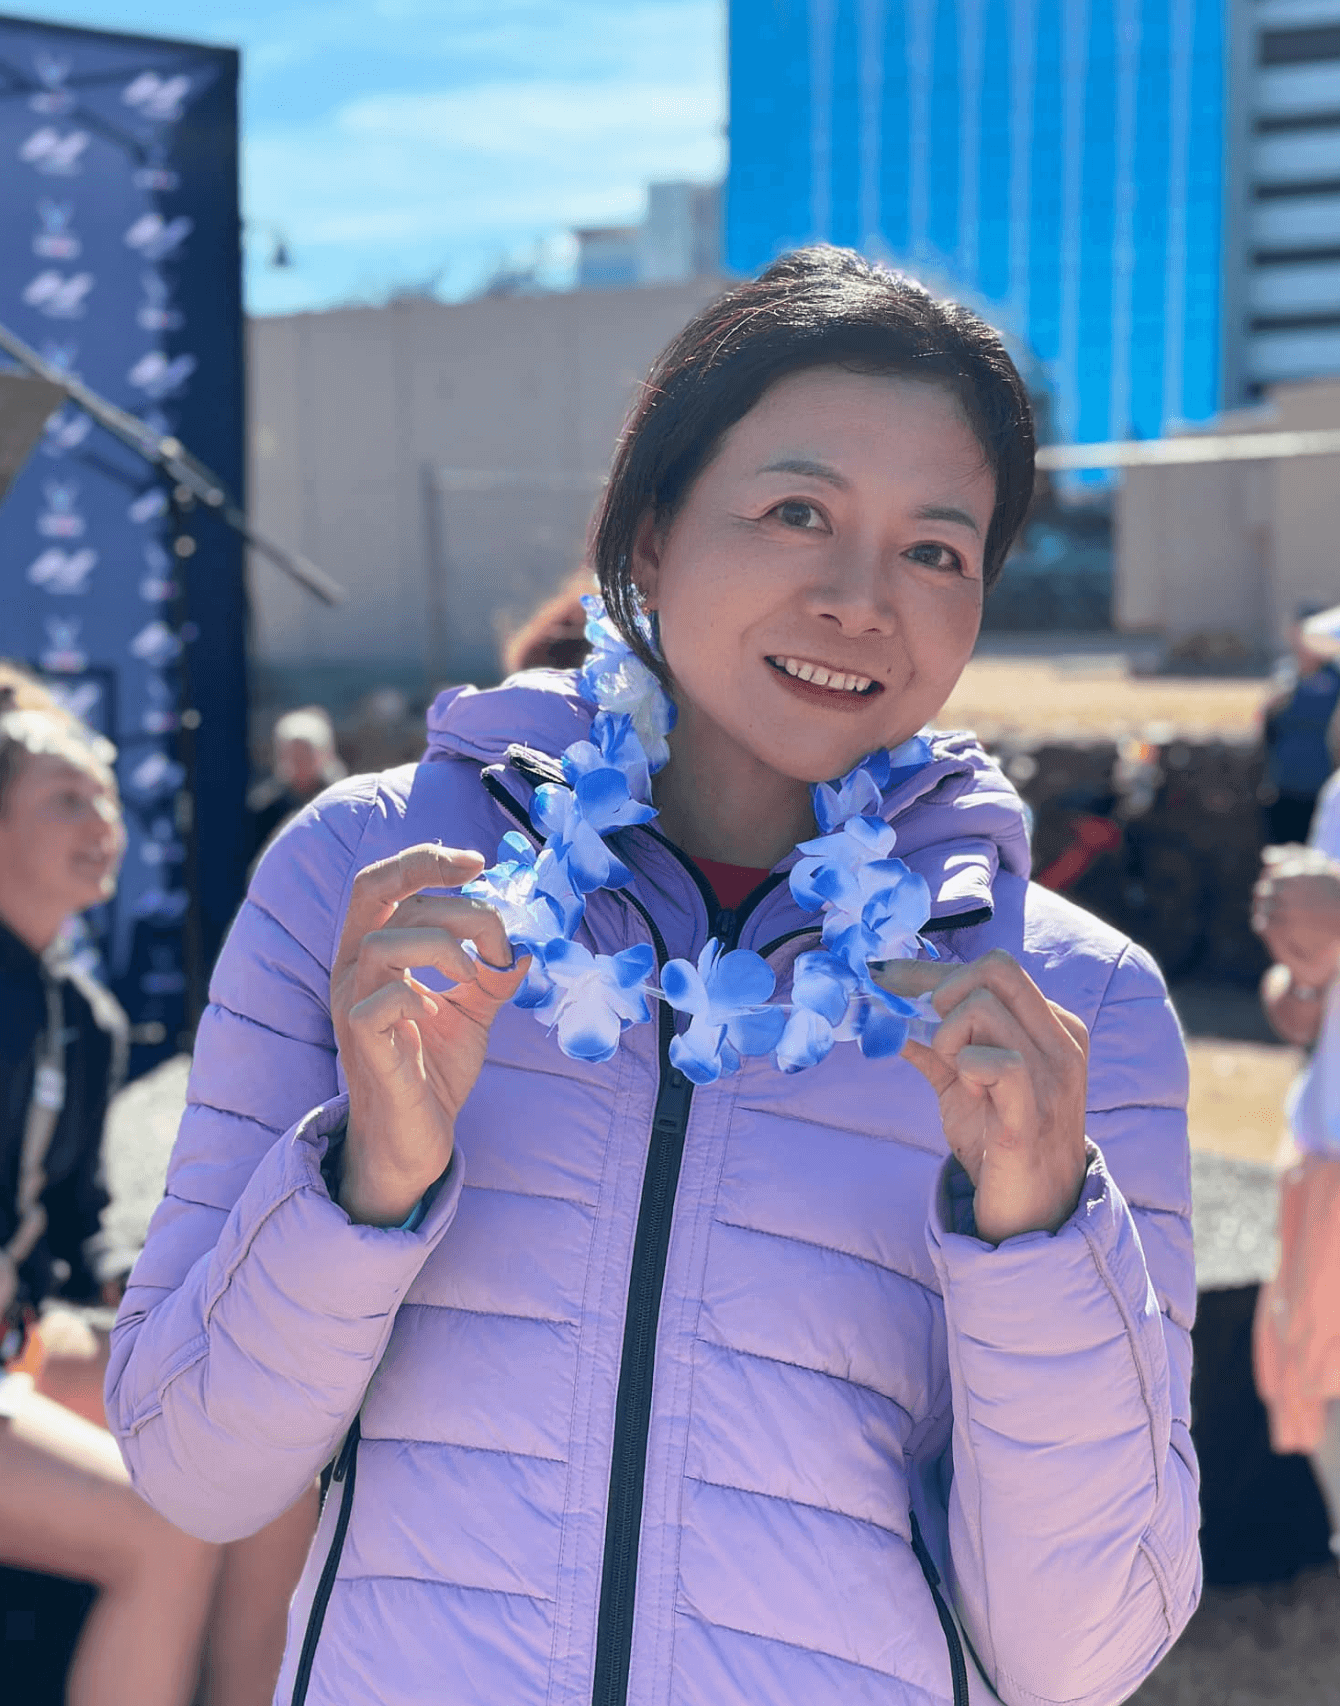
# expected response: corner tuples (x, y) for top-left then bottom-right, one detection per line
(636, 365), (996, 786)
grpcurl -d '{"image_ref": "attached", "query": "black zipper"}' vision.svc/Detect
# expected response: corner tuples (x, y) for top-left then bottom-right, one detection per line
(485, 762), (979, 1702)
(592, 857), (782, 1706)
(291, 1417), (361, 1706)
(909, 1511), (970, 1706)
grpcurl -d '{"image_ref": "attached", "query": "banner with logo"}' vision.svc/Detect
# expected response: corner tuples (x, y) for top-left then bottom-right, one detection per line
(0, 16), (246, 1066)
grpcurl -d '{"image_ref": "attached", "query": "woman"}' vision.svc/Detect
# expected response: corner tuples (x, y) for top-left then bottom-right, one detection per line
(107, 250), (1200, 1706)
(0, 671), (218, 1706)
(0, 667), (317, 1706)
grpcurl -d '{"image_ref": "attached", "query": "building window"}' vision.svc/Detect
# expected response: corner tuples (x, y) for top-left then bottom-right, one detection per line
(1259, 25), (1340, 67)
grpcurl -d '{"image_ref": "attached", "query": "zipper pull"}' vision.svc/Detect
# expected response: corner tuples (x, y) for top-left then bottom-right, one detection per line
(714, 906), (737, 947)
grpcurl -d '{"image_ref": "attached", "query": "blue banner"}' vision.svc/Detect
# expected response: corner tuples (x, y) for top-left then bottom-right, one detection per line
(0, 15), (246, 1067)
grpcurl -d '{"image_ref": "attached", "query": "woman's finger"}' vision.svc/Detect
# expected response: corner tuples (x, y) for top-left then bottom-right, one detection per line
(899, 1035), (957, 1095)
(872, 959), (950, 1001)
(955, 1045), (1033, 1131)
(440, 955), (532, 1027)
(930, 985), (1037, 1074)
(878, 949), (1062, 1057)
(383, 893), (515, 971)
(346, 977), (439, 1064)
(334, 846), (486, 978)
(351, 926), (480, 1004)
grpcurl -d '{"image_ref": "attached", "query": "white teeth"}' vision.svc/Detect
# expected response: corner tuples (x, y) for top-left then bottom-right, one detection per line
(772, 656), (873, 693)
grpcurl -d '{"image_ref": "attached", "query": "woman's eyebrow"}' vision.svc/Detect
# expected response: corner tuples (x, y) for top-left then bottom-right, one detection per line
(756, 463), (983, 536)
(756, 456), (850, 489)
(915, 502), (981, 535)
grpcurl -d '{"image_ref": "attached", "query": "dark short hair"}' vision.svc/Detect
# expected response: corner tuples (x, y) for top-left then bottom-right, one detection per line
(591, 246), (1036, 676)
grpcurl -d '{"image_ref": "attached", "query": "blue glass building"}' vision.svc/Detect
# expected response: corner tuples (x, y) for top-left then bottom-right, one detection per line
(726, 0), (1229, 443)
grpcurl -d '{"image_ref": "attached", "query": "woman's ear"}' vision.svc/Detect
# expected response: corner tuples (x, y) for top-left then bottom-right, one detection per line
(630, 512), (662, 611)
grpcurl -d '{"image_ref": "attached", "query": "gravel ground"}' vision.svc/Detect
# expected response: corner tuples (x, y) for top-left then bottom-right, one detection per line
(101, 1056), (1339, 1700)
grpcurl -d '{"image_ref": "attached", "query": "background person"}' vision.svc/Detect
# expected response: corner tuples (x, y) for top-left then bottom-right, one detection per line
(500, 567), (597, 674)
(248, 706), (347, 862)
(0, 664), (319, 1706)
(1259, 601), (1340, 846)
(0, 667), (218, 1706)
(108, 250), (1199, 1706)
(1253, 740), (1340, 1565)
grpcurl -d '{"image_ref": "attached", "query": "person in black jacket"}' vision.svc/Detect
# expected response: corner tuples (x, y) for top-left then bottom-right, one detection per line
(1261, 602), (1340, 846)
(0, 666), (321, 1706)
(0, 667), (222, 1706)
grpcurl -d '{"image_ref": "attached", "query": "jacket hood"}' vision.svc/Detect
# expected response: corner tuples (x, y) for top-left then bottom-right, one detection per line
(425, 670), (1032, 924)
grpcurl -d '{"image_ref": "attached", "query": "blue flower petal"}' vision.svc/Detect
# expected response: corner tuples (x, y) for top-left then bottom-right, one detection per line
(555, 989), (624, 1062)
(660, 958), (708, 1017)
(791, 949), (855, 1025)
(845, 815), (898, 856)
(531, 782), (575, 839)
(789, 858), (828, 912)
(612, 942), (656, 989)
(858, 749), (893, 791)
(539, 937), (593, 976)
(511, 957), (557, 1009)
(811, 767), (883, 832)
(573, 766), (631, 824)
(726, 1004), (788, 1057)
(499, 830), (535, 864)
(563, 818), (617, 892)
(858, 1002), (909, 1059)
(776, 1005), (836, 1072)
(670, 1018), (727, 1084)
(707, 947), (775, 1010)
(886, 733), (934, 775)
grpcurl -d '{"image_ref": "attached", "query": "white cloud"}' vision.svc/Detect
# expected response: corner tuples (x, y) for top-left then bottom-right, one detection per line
(226, 0), (726, 308)
(244, 71), (724, 257)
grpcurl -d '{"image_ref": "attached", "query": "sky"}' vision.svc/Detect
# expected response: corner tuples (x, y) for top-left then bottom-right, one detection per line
(9, 0), (726, 314)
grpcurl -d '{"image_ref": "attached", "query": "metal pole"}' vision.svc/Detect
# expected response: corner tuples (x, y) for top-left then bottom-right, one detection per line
(0, 314), (346, 605)
(167, 484), (207, 1038)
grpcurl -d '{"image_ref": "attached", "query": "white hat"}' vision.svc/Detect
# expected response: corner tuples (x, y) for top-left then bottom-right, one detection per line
(1301, 605), (1340, 660)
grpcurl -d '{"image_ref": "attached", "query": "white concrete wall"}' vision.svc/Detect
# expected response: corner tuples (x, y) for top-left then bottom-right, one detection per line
(245, 279), (725, 697)
(1115, 377), (1340, 651)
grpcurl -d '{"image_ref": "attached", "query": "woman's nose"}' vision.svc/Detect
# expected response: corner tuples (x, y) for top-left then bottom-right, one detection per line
(802, 542), (896, 636)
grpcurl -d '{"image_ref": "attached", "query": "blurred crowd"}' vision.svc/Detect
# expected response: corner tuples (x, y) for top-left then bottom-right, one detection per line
(3, 571), (1340, 1701)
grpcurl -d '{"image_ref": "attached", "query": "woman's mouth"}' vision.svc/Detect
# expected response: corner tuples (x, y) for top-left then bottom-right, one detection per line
(73, 851), (115, 882)
(765, 654), (882, 703)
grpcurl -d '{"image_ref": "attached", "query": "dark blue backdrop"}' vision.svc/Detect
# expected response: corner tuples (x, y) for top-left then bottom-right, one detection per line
(0, 14), (246, 1066)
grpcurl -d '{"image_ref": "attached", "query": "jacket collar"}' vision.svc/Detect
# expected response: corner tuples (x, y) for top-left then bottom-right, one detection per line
(426, 671), (1031, 929)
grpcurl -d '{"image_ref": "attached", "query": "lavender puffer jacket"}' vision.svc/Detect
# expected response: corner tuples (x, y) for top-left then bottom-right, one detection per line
(107, 674), (1200, 1706)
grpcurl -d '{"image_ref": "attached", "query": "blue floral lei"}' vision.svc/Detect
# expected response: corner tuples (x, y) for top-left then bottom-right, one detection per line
(465, 598), (939, 1084)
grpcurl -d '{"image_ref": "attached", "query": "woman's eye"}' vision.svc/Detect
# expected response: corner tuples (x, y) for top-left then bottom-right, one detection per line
(772, 499), (825, 530)
(907, 542), (964, 573)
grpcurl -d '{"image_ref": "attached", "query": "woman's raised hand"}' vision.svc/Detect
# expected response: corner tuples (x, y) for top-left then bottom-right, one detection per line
(872, 948), (1089, 1245)
(330, 845), (528, 1226)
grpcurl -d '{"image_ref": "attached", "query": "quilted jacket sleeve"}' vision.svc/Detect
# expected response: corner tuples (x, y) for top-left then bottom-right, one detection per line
(104, 777), (465, 1543)
(926, 940), (1201, 1706)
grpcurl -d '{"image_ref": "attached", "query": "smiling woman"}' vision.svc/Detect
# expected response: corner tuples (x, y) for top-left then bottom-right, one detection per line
(108, 248), (1201, 1706)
